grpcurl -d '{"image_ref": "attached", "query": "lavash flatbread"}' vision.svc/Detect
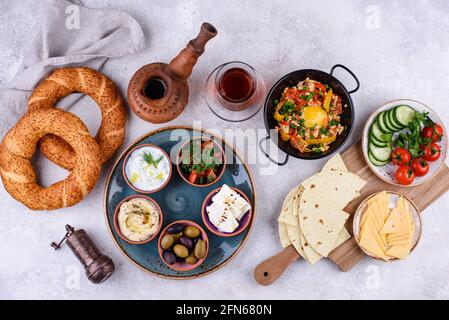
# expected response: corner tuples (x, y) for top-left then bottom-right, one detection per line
(299, 188), (350, 257)
(300, 170), (366, 211)
(321, 153), (347, 172)
(278, 222), (291, 248)
(287, 224), (307, 259)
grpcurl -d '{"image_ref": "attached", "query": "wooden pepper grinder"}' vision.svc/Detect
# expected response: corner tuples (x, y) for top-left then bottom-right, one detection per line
(127, 22), (217, 123)
(51, 225), (115, 284)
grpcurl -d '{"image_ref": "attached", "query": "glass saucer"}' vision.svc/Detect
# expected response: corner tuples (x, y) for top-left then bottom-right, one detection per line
(204, 61), (265, 123)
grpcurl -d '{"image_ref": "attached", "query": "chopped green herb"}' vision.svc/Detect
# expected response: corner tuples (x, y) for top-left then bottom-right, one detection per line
(319, 127), (329, 135)
(329, 119), (340, 126)
(280, 100), (296, 115)
(143, 152), (163, 168)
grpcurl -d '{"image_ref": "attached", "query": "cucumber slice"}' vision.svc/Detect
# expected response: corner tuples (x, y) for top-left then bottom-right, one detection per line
(385, 109), (402, 131)
(368, 150), (389, 166)
(388, 108), (405, 129)
(382, 111), (395, 132)
(370, 133), (388, 147)
(369, 142), (391, 161)
(394, 105), (416, 127)
(370, 122), (385, 142)
(376, 112), (393, 133)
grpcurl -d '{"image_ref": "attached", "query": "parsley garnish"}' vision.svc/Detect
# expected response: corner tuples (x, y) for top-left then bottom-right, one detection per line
(319, 127), (329, 135)
(393, 111), (431, 158)
(329, 119), (340, 126)
(280, 100), (296, 115)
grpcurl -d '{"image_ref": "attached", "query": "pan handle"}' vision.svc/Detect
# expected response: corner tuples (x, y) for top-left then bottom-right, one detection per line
(259, 135), (289, 166)
(330, 64), (360, 94)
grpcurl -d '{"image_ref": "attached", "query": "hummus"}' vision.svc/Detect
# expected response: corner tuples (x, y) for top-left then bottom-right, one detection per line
(118, 197), (160, 242)
(125, 146), (171, 192)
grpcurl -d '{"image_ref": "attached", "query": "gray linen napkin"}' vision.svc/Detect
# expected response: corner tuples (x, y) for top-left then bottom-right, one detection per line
(0, 0), (145, 136)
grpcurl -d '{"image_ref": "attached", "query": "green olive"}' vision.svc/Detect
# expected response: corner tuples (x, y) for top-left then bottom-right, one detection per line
(160, 234), (175, 250)
(173, 244), (189, 258)
(184, 225), (200, 238)
(185, 253), (198, 265)
(173, 232), (183, 242)
(194, 239), (207, 259)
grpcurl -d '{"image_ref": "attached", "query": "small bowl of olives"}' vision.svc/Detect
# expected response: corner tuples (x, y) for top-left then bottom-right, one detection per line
(158, 220), (209, 271)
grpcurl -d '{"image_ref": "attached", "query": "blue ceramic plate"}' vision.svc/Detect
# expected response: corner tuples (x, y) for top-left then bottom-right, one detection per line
(104, 126), (256, 279)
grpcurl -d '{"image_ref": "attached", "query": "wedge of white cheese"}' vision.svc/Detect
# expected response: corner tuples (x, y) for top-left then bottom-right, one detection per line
(211, 184), (251, 221)
(206, 184), (251, 233)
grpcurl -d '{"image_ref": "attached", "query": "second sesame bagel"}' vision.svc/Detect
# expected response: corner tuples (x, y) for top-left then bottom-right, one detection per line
(28, 67), (127, 170)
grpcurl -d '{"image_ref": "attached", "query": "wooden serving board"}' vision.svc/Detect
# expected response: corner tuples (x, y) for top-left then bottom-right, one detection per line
(254, 141), (449, 286)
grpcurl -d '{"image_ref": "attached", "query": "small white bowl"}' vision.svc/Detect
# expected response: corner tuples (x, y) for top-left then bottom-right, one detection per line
(362, 99), (447, 187)
(353, 191), (422, 262)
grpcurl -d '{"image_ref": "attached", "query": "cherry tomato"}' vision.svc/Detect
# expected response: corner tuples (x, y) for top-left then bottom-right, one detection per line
(395, 166), (415, 185)
(188, 171), (198, 184)
(411, 157), (429, 177)
(205, 168), (217, 182)
(421, 124), (444, 142)
(391, 147), (411, 166)
(421, 142), (441, 162)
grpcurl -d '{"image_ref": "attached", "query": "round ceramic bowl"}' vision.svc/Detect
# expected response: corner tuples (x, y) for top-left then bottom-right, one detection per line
(362, 99), (447, 187)
(201, 186), (252, 237)
(113, 195), (164, 245)
(158, 220), (209, 272)
(122, 143), (173, 193)
(353, 191), (422, 262)
(176, 137), (226, 187)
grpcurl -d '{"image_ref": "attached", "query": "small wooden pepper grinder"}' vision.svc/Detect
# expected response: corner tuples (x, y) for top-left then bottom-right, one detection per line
(51, 225), (115, 284)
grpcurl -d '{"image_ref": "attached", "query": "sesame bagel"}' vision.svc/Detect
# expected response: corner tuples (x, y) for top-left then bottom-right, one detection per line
(28, 67), (127, 170)
(0, 109), (102, 210)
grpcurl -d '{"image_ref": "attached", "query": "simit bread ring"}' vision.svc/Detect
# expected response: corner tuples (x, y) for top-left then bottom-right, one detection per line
(28, 67), (127, 170)
(0, 109), (102, 210)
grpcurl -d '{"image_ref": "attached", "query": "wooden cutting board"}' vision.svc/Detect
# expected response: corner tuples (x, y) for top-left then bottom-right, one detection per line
(254, 141), (449, 286)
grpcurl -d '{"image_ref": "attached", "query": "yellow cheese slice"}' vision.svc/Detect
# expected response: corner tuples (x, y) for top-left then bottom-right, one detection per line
(385, 244), (411, 260)
(387, 233), (412, 242)
(359, 224), (389, 261)
(380, 208), (404, 234)
(387, 239), (412, 247)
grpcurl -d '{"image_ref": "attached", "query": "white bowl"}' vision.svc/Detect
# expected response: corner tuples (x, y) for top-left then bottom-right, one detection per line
(362, 99), (447, 187)
(353, 191), (422, 262)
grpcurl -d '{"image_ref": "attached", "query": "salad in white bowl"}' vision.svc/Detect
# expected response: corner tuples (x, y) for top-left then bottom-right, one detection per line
(362, 99), (447, 186)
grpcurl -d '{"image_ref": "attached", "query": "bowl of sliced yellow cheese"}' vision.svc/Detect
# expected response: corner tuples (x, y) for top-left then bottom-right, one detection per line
(353, 191), (422, 262)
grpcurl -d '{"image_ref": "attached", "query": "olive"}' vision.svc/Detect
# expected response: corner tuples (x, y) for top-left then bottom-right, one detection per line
(179, 236), (194, 249)
(173, 244), (189, 258)
(163, 250), (176, 265)
(167, 223), (184, 234)
(194, 239), (207, 259)
(185, 253), (198, 265)
(160, 234), (175, 250)
(184, 225), (200, 238)
(172, 232), (183, 242)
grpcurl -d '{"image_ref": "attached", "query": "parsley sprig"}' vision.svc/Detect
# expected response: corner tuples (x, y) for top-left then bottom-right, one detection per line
(391, 111), (433, 158)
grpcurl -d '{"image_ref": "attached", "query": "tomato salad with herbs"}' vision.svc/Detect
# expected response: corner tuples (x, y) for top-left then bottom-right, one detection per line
(368, 104), (444, 185)
(178, 139), (224, 186)
(273, 78), (346, 153)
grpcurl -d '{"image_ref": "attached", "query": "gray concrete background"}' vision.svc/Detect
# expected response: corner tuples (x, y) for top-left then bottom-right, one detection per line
(1, 0), (449, 299)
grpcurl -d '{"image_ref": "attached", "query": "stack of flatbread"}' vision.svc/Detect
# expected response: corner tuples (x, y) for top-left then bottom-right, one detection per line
(278, 153), (367, 264)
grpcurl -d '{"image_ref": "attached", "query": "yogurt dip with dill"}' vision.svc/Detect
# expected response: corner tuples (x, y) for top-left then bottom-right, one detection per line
(125, 145), (171, 192)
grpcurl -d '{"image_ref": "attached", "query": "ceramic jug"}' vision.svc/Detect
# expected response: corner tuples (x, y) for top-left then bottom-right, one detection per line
(127, 23), (217, 123)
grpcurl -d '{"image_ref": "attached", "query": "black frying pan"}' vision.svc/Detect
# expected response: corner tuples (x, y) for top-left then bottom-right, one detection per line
(259, 64), (360, 165)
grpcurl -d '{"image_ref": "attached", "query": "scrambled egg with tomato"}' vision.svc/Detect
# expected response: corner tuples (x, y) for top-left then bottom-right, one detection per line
(273, 78), (346, 153)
